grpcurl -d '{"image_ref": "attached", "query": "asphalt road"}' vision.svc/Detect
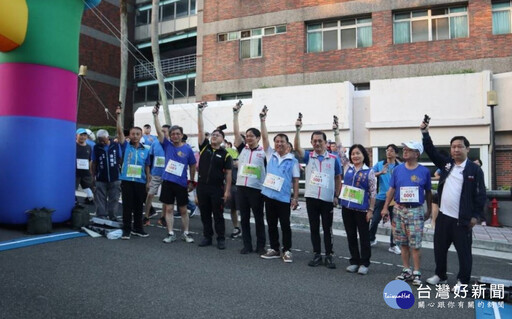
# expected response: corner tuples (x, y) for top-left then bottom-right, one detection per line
(0, 215), (511, 319)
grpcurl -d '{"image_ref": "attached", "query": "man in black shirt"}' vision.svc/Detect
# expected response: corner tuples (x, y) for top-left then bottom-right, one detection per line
(76, 128), (94, 204)
(196, 102), (233, 250)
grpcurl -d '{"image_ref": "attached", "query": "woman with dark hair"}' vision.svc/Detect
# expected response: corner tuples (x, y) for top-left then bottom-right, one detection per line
(339, 144), (377, 275)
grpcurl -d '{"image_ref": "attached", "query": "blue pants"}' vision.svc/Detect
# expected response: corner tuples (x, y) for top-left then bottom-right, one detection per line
(369, 199), (396, 246)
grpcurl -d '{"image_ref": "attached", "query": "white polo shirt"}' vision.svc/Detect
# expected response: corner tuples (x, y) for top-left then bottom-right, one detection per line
(440, 159), (467, 219)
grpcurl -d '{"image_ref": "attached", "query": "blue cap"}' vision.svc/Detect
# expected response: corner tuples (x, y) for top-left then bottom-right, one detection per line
(76, 128), (87, 135)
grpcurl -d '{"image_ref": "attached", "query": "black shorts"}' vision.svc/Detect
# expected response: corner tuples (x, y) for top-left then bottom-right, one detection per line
(76, 175), (93, 190)
(432, 192), (439, 205)
(160, 180), (188, 207)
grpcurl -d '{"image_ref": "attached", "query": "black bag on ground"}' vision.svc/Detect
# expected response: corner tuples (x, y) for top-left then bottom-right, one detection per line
(71, 204), (90, 229)
(26, 207), (54, 235)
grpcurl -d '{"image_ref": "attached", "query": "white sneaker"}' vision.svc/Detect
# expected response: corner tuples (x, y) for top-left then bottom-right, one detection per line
(426, 275), (447, 285)
(346, 264), (359, 273)
(388, 246), (401, 255)
(181, 232), (194, 243)
(282, 251), (293, 263)
(163, 233), (177, 243)
(370, 239), (378, 246)
(358, 265), (369, 275)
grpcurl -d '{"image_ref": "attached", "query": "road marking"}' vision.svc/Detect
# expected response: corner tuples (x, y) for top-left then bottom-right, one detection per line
(0, 232), (87, 251)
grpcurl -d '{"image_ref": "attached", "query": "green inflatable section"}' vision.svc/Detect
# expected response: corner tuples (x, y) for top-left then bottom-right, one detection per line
(0, 0), (84, 73)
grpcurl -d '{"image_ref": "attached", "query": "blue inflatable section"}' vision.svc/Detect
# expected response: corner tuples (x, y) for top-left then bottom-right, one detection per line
(0, 116), (76, 224)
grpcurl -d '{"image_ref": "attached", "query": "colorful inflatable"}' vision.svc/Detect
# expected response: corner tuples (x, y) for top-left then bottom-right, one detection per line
(0, 0), (102, 224)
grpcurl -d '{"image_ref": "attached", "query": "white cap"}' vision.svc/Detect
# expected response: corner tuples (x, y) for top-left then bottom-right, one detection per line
(97, 129), (109, 138)
(401, 141), (423, 155)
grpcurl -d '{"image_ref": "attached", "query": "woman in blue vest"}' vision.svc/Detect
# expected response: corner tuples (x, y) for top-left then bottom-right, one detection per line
(340, 144), (376, 275)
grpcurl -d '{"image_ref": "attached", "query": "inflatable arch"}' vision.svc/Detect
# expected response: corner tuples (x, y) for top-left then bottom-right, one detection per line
(0, 0), (102, 224)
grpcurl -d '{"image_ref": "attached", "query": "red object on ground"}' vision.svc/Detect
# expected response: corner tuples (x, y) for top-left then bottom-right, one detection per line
(489, 198), (501, 227)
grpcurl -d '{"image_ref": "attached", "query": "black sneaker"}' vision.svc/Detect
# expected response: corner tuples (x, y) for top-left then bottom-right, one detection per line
(217, 238), (226, 250)
(324, 255), (336, 269)
(308, 254), (323, 267)
(131, 230), (149, 238)
(198, 238), (212, 247)
(256, 247), (266, 256)
(240, 247), (253, 254)
(121, 231), (130, 240)
(230, 227), (241, 238)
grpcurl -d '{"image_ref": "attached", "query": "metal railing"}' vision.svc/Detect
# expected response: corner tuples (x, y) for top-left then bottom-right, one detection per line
(133, 54), (196, 80)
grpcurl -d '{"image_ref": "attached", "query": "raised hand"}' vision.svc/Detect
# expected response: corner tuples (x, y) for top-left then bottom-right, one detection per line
(259, 105), (268, 120)
(233, 100), (243, 114)
(198, 101), (208, 112)
(152, 102), (160, 115)
(295, 112), (302, 130)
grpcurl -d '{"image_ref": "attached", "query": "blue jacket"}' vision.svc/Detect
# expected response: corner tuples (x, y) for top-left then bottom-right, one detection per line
(422, 132), (486, 226)
(341, 165), (372, 211)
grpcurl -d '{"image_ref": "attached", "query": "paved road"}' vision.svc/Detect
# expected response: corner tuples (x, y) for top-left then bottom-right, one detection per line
(0, 215), (510, 319)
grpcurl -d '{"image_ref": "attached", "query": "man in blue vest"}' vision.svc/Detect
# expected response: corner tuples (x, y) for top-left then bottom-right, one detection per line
(260, 107), (300, 263)
(294, 117), (342, 269)
(91, 129), (122, 220)
(116, 105), (151, 240)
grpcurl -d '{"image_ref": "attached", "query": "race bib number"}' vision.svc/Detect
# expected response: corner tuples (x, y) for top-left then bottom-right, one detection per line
(263, 173), (284, 191)
(127, 164), (142, 178)
(309, 171), (329, 188)
(240, 164), (262, 179)
(340, 185), (365, 205)
(165, 159), (185, 176)
(154, 156), (165, 168)
(76, 159), (89, 170)
(400, 186), (419, 203)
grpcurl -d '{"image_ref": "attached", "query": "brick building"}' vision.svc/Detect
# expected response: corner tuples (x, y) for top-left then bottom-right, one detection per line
(78, 0), (132, 126)
(195, 0), (512, 188)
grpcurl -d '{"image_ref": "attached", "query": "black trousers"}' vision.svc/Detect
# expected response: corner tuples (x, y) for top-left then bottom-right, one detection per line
(238, 186), (266, 251)
(121, 181), (146, 233)
(342, 207), (371, 267)
(434, 212), (473, 284)
(264, 196), (291, 252)
(306, 198), (334, 255)
(197, 184), (225, 240)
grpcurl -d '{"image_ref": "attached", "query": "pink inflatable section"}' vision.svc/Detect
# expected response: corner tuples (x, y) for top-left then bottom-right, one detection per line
(0, 63), (77, 121)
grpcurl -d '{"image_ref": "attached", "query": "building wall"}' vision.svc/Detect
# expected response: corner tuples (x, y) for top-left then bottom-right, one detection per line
(135, 71), (512, 188)
(79, 0), (127, 126)
(200, 0), (512, 99)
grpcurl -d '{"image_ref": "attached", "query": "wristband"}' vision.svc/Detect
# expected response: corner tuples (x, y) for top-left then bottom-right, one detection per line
(188, 180), (197, 187)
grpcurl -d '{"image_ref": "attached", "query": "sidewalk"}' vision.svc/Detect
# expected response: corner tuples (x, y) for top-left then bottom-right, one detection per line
(290, 200), (512, 254)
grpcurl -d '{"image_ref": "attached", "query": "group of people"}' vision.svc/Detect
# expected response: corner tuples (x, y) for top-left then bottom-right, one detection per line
(75, 102), (486, 289)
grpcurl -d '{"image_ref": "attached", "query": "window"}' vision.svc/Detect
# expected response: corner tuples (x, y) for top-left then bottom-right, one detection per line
(393, 6), (468, 44)
(240, 29), (262, 59)
(307, 17), (372, 53)
(136, 0), (195, 25)
(492, 1), (512, 34)
(136, 9), (150, 26)
(217, 24), (286, 59)
(218, 92), (252, 100)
